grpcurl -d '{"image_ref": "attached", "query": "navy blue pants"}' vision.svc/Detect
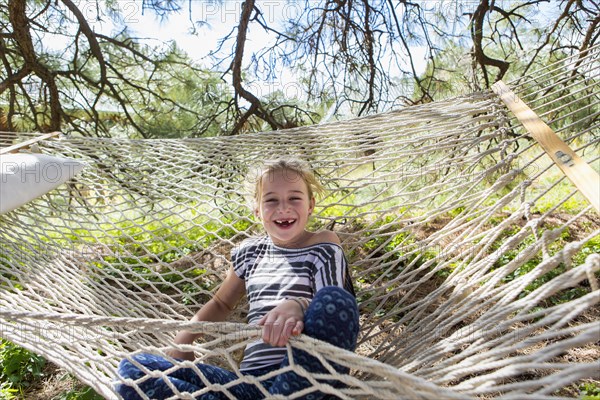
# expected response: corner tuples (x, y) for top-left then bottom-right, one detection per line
(116, 286), (359, 399)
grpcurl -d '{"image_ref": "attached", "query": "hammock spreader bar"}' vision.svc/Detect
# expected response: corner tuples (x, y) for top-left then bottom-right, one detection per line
(0, 131), (61, 155)
(492, 80), (600, 213)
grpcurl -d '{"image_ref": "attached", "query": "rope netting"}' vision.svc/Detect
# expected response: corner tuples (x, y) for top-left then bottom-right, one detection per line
(0, 46), (599, 399)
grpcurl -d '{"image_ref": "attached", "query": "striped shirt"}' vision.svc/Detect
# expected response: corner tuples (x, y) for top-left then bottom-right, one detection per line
(232, 236), (354, 372)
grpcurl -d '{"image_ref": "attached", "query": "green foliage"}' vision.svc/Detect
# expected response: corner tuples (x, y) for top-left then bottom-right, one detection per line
(0, 384), (19, 400)
(106, 213), (252, 261)
(492, 226), (598, 306)
(91, 212), (255, 293)
(580, 381), (600, 399)
(352, 216), (425, 288)
(0, 340), (103, 400)
(131, 48), (232, 138)
(361, 217), (407, 257)
(0, 340), (46, 392)
(532, 183), (591, 215)
(53, 385), (103, 400)
(572, 236), (600, 265)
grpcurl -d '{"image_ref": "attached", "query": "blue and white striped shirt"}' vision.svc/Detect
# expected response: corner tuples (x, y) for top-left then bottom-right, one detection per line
(232, 236), (354, 372)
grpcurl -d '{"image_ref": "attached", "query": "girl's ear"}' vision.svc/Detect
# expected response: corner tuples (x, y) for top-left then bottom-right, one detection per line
(254, 206), (261, 219)
(308, 197), (315, 215)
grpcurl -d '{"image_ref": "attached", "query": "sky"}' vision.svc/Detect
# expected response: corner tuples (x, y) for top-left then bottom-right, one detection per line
(126, 1), (297, 64)
(44, 0), (432, 71)
(69, 1), (317, 98)
(44, 1), (279, 64)
(124, 1), (429, 103)
(42, 0), (430, 111)
(44, 0), (564, 86)
(36, 0), (577, 119)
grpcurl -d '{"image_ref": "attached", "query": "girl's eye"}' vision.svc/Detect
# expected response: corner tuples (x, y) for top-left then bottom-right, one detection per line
(265, 199), (277, 203)
(290, 197), (301, 201)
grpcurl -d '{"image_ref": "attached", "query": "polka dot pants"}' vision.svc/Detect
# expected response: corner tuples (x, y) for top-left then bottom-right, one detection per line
(116, 286), (359, 399)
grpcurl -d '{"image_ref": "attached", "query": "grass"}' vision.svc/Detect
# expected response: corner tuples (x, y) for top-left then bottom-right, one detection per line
(1, 340), (45, 399)
(53, 387), (103, 400)
(491, 224), (599, 306)
(580, 381), (600, 400)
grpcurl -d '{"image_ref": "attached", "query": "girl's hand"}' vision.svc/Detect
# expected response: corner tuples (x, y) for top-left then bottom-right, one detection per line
(166, 331), (198, 361)
(258, 299), (305, 347)
(164, 347), (195, 361)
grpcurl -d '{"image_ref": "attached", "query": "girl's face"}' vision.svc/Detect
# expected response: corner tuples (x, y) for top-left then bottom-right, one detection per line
(255, 169), (315, 247)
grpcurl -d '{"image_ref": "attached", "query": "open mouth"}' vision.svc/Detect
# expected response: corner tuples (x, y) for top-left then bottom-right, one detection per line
(274, 219), (296, 228)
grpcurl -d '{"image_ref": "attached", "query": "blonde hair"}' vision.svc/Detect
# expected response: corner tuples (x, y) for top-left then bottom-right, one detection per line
(249, 158), (324, 207)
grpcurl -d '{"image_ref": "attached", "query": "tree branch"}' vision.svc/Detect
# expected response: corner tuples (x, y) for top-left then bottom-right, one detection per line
(571, 10), (600, 77)
(8, 0), (60, 131)
(471, 0), (510, 87)
(230, 0), (282, 134)
(522, 0), (576, 76)
(359, 0), (376, 115)
(60, 0), (107, 83)
(0, 66), (29, 95)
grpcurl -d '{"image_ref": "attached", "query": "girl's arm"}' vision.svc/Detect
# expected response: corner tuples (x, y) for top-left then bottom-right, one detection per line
(168, 266), (245, 360)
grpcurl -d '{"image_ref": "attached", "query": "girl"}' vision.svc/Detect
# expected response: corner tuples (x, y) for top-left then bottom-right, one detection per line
(117, 158), (359, 399)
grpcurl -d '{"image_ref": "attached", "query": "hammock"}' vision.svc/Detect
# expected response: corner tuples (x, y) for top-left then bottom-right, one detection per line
(1, 46), (599, 399)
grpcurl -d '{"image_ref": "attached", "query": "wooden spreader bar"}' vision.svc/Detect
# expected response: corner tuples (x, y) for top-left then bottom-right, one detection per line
(492, 80), (599, 213)
(0, 131), (61, 155)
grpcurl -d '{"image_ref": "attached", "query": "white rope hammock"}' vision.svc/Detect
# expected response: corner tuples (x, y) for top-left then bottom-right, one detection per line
(0, 46), (599, 399)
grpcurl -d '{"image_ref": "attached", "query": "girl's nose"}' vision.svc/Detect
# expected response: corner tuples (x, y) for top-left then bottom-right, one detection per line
(277, 200), (291, 212)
